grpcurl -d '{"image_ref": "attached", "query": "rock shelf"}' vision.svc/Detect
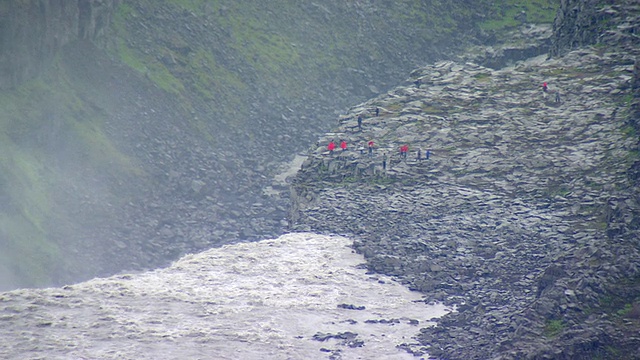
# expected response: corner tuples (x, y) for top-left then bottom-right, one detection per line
(291, 23), (640, 359)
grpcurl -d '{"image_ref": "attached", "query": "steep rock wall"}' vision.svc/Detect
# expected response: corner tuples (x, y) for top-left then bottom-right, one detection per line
(0, 0), (118, 89)
(550, 0), (609, 56)
(0, 0), (559, 290)
(550, 0), (640, 56)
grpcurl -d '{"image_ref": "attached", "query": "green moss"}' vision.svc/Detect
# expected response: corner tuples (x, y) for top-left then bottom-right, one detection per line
(187, 49), (246, 101)
(230, 25), (301, 74)
(117, 38), (185, 94)
(73, 120), (143, 176)
(474, 72), (492, 82)
(0, 213), (60, 287)
(390, 2), (457, 39)
(0, 136), (60, 287)
(598, 291), (639, 319)
(617, 303), (634, 317)
(169, 0), (206, 15)
(420, 105), (446, 115)
(480, 0), (558, 31)
(619, 93), (635, 107)
(543, 319), (564, 337)
(0, 52), (141, 287)
(113, 3), (185, 95)
(624, 150), (640, 167)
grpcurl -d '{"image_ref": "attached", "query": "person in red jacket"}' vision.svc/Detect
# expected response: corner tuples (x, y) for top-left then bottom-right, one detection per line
(328, 140), (336, 154)
(368, 140), (374, 157)
(400, 144), (408, 159)
(340, 140), (347, 151)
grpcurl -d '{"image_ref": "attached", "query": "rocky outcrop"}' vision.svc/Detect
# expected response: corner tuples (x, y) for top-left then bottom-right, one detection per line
(464, 24), (552, 70)
(0, 0), (118, 89)
(0, 0), (483, 289)
(290, 4), (640, 356)
(550, 0), (607, 56)
(631, 58), (640, 134)
(550, 0), (640, 56)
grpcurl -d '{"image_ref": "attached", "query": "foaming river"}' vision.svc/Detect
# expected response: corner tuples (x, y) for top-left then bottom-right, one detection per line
(0, 233), (450, 359)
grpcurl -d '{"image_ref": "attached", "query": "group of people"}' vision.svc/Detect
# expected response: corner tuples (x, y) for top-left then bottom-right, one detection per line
(327, 139), (430, 164)
(325, 105), (437, 173)
(322, 81), (559, 173)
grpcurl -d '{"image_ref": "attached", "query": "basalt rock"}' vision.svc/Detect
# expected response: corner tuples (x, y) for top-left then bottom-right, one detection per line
(290, 2), (640, 358)
(0, 0), (119, 89)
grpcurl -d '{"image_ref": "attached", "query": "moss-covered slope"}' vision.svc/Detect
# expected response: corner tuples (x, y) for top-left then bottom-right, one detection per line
(0, 0), (558, 289)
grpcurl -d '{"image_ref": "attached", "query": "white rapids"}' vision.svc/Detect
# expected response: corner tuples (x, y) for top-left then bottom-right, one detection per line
(0, 233), (450, 359)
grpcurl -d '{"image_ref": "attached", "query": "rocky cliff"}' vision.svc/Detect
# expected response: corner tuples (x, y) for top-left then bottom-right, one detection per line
(0, 0), (118, 89)
(290, 1), (640, 358)
(550, 0), (639, 56)
(2, 1), (560, 290)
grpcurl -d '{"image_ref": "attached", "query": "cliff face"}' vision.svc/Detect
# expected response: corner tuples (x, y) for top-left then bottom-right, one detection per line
(0, 0), (118, 89)
(290, 1), (640, 359)
(550, 0), (639, 56)
(3, 0), (559, 290)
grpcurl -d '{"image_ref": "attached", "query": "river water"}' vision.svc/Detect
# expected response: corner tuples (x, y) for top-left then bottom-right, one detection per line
(0, 233), (450, 359)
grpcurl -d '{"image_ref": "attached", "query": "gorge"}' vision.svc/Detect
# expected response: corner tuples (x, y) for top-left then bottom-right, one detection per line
(2, 0), (640, 359)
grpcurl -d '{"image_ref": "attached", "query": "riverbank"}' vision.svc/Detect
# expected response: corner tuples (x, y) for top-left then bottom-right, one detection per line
(289, 20), (640, 357)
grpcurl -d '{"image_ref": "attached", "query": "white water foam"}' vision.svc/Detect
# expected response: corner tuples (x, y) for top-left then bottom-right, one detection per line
(0, 233), (450, 359)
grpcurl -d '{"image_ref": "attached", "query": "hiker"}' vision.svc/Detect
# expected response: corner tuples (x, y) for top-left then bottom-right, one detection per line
(542, 82), (548, 92)
(357, 115), (363, 130)
(328, 140), (336, 154)
(414, 79), (421, 88)
(382, 152), (387, 170)
(340, 140), (347, 151)
(400, 144), (408, 159)
(426, 149), (431, 160)
(417, 148), (422, 161)
(368, 140), (374, 157)
(555, 91), (561, 103)
(375, 107), (380, 117)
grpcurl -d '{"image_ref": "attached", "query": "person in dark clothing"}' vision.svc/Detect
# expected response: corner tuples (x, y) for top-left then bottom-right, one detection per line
(375, 107), (380, 117)
(426, 149), (431, 160)
(357, 115), (363, 130)
(555, 91), (561, 103)
(417, 148), (422, 161)
(382, 152), (387, 170)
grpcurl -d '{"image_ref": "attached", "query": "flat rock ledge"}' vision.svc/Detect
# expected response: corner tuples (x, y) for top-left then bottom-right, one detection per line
(290, 29), (640, 359)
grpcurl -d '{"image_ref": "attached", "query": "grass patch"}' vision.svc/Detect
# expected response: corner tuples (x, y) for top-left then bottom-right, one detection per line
(0, 52), (142, 287)
(420, 105), (448, 115)
(0, 139), (60, 287)
(543, 319), (564, 338)
(473, 72), (492, 82)
(168, 0), (206, 15)
(479, 0), (558, 31)
(116, 37), (185, 94)
(0, 213), (60, 287)
(113, 3), (185, 95)
(616, 303), (634, 317)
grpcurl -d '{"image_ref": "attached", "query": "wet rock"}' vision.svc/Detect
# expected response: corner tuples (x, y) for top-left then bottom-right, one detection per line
(290, 3), (640, 357)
